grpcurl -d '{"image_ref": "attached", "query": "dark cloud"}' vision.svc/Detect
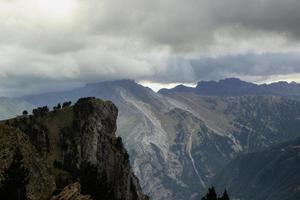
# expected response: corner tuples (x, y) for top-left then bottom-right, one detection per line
(1, 0), (300, 95)
(190, 52), (300, 81)
(79, 0), (300, 52)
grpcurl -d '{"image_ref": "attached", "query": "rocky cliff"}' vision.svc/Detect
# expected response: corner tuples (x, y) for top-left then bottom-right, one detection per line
(0, 97), (148, 200)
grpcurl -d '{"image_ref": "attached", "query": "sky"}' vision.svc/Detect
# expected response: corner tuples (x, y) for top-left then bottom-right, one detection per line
(1, 0), (300, 96)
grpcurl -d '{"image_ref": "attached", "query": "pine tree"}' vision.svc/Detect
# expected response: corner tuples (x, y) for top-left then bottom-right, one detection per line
(220, 190), (230, 200)
(201, 187), (230, 200)
(202, 187), (218, 200)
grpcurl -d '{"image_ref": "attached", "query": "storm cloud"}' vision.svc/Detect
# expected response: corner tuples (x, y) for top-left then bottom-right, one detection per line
(1, 0), (300, 95)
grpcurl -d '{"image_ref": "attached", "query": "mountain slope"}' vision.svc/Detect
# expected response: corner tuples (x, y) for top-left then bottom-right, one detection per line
(0, 98), (147, 200)
(16, 80), (239, 199)
(0, 97), (33, 120)
(213, 137), (300, 200)
(13, 79), (300, 200)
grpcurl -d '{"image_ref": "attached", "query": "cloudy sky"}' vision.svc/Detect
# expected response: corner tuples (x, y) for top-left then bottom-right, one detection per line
(1, 0), (300, 96)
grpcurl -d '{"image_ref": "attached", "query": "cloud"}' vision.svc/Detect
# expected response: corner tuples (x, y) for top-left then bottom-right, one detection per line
(190, 52), (300, 82)
(1, 0), (300, 95)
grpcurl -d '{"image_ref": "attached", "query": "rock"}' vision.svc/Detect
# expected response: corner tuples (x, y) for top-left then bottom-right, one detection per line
(51, 182), (92, 200)
(0, 98), (148, 200)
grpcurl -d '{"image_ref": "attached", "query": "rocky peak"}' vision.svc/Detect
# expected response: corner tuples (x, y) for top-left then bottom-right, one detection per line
(0, 97), (148, 200)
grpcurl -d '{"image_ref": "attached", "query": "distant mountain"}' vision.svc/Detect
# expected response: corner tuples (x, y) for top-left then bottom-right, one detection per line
(214, 137), (300, 200)
(0, 97), (33, 120)
(0, 98), (147, 200)
(159, 78), (300, 99)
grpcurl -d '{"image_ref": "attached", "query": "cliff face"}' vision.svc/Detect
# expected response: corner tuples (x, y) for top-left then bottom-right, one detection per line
(0, 98), (147, 200)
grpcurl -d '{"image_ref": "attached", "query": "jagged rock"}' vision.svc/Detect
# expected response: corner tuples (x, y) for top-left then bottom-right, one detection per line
(51, 182), (92, 200)
(0, 98), (147, 200)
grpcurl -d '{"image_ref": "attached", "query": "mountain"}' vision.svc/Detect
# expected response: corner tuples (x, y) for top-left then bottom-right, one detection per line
(213, 137), (300, 200)
(0, 97), (33, 120)
(0, 98), (147, 200)
(1, 79), (300, 199)
(7, 79), (300, 200)
(159, 78), (300, 99)
(19, 80), (217, 199)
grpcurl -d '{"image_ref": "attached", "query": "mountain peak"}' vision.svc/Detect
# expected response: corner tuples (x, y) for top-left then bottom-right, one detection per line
(1, 97), (148, 200)
(196, 78), (253, 88)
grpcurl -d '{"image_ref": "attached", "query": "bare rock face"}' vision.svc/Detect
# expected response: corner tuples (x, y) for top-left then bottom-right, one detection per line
(0, 98), (148, 200)
(61, 98), (147, 200)
(51, 182), (92, 200)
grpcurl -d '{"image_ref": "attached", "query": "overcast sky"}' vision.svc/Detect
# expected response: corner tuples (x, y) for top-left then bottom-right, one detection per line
(1, 0), (300, 96)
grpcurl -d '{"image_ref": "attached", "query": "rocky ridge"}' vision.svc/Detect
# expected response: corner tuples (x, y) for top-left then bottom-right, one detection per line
(0, 97), (147, 200)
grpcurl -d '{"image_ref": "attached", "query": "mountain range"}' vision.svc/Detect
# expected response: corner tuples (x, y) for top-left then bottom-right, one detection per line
(159, 78), (300, 99)
(1, 78), (300, 200)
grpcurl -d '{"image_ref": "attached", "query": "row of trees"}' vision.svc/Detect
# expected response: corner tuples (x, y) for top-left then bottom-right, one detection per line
(22, 101), (72, 116)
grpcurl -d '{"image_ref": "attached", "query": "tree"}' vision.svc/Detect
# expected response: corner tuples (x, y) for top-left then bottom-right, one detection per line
(202, 187), (218, 200)
(22, 110), (28, 115)
(53, 103), (62, 111)
(62, 101), (72, 108)
(201, 187), (230, 200)
(220, 190), (230, 200)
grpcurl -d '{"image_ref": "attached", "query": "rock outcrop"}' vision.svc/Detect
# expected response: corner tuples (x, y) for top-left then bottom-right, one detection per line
(51, 182), (92, 200)
(0, 97), (148, 200)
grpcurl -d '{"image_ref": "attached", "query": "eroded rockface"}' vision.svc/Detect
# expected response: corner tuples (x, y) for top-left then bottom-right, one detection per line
(51, 182), (92, 200)
(0, 97), (148, 200)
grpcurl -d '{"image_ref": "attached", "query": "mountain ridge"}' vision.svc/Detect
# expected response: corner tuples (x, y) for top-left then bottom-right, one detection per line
(159, 78), (300, 99)
(0, 97), (148, 200)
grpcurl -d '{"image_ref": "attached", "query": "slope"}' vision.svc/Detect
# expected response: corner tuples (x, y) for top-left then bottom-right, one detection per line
(213, 137), (300, 200)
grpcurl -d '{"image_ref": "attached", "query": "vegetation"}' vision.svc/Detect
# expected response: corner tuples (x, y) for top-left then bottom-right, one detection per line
(53, 103), (61, 111)
(32, 106), (49, 116)
(62, 101), (72, 108)
(201, 187), (230, 200)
